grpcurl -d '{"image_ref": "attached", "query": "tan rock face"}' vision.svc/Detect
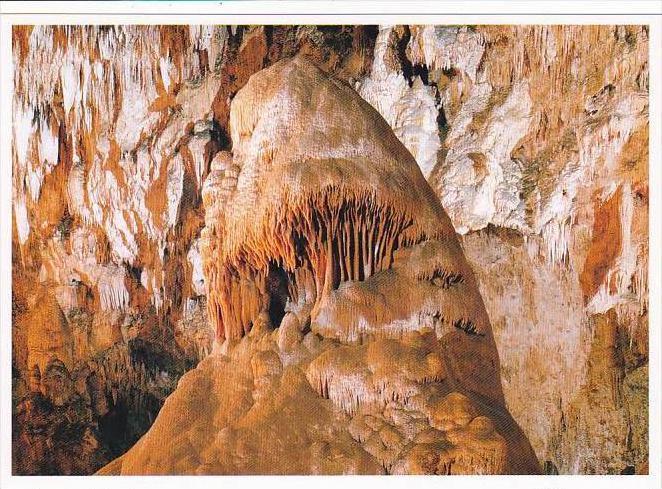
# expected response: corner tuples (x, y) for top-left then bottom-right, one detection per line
(103, 57), (540, 475)
(104, 329), (537, 475)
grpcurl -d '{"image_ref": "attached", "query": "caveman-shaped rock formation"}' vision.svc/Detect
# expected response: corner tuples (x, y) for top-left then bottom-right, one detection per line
(100, 56), (541, 475)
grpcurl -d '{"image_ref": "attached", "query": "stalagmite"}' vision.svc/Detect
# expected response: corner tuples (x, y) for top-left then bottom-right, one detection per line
(92, 55), (542, 475)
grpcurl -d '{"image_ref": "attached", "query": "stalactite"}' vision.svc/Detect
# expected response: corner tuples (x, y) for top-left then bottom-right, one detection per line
(205, 184), (436, 340)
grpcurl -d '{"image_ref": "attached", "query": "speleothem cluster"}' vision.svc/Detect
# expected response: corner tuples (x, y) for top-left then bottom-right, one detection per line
(101, 56), (540, 475)
(12, 25), (649, 475)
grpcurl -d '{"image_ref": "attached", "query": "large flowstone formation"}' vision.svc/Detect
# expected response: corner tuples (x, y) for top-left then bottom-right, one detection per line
(100, 56), (540, 475)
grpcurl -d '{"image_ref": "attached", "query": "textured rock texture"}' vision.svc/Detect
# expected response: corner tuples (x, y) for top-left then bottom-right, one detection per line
(12, 25), (648, 475)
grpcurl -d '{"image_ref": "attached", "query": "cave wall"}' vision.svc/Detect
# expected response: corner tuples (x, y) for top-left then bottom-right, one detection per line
(358, 25), (649, 474)
(10, 25), (377, 475)
(11, 25), (648, 474)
